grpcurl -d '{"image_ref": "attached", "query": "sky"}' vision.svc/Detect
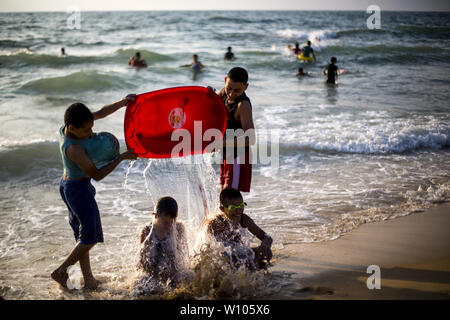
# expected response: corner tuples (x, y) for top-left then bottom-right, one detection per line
(0, 0), (449, 12)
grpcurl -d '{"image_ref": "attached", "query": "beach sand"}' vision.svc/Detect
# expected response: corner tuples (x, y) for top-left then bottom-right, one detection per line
(270, 202), (450, 299)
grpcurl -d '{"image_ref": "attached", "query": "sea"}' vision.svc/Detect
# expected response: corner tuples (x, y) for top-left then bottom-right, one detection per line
(0, 10), (449, 299)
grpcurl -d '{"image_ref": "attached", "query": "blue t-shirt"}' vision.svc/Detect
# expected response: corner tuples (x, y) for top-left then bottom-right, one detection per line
(302, 46), (314, 57)
(59, 126), (100, 179)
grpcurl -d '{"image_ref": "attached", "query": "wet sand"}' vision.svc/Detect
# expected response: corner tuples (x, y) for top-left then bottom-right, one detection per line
(270, 202), (450, 299)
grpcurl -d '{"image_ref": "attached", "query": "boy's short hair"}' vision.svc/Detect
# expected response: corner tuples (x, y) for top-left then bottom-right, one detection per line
(64, 102), (93, 128)
(307, 40), (311, 45)
(155, 196), (178, 218)
(331, 57), (337, 63)
(220, 188), (242, 206)
(227, 67), (248, 84)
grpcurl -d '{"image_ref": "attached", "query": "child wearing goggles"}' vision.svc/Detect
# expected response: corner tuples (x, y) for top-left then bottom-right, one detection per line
(201, 188), (272, 270)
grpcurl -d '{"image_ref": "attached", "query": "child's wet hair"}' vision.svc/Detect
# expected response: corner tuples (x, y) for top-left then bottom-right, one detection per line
(154, 196), (178, 218)
(64, 102), (93, 128)
(219, 188), (242, 206)
(331, 57), (337, 63)
(227, 67), (248, 84)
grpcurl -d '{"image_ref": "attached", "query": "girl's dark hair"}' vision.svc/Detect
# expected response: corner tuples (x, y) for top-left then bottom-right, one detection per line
(219, 188), (242, 206)
(227, 67), (248, 84)
(64, 103), (93, 128)
(155, 196), (178, 218)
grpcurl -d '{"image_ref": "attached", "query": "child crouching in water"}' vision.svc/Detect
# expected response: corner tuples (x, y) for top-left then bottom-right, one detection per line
(133, 196), (189, 295)
(199, 188), (273, 271)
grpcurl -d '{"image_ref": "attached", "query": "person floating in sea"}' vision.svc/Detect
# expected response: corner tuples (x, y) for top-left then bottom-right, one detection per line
(129, 52), (148, 68)
(224, 46), (236, 61)
(133, 196), (189, 294)
(323, 56), (339, 85)
(298, 40), (316, 63)
(199, 188), (273, 271)
(296, 67), (310, 77)
(61, 47), (66, 56)
(51, 96), (137, 291)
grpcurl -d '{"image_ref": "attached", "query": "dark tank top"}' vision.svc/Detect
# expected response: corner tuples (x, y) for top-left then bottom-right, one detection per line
(219, 90), (252, 160)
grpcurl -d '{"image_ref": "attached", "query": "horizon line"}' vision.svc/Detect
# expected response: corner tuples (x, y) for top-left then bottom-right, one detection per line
(1, 9), (450, 13)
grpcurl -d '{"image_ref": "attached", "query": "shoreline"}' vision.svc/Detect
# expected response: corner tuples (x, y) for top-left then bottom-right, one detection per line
(270, 202), (450, 299)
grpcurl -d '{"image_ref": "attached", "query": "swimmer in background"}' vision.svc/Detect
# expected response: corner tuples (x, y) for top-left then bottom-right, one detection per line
(181, 54), (204, 72)
(292, 42), (301, 55)
(61, 47), (66, 56)
(224, 47), (236, 61)
(181, 54), (205, 80)
(296, 67), (309, 77)
(300, 40), (316, 63)
(129, 52), (148, 68)
(323, 56), (339, 84)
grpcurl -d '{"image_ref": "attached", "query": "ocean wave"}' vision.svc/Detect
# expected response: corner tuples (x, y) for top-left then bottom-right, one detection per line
(323, 44), (443, 55)
(114, 48), (174, 62)
(336, 28), (390, 37)
(18, 70), (131, 94)
(321, 44), (446, 64)
(212, 32), (266, 41)
(394, 25), (450, 38)
(239, 50), (279, 56)
(336, 25), (450, 39)
(276, 28), (337, 40)
(280, 128), (450, 155)
(208, 16), (253, 24)
(0, 140), (61, 181)
(0, 48), (174, 68)
(0, 39), (31, 48)
(0, 50), (103, 67)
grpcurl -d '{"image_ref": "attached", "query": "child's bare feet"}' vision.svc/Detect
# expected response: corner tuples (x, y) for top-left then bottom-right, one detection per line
(51, 268), (69, 289)
(83, 277), (100, 291)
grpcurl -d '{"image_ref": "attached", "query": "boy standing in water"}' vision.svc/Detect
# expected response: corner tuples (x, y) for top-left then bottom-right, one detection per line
(51, 96), (137, 290)
(181, 54), (204, 72)
(323, 56), (338, 84)
(301, 40), (316, 62)
(217, 67), (255, 193)
(135, 197), (188, 290)
(292, 42), (301, 55)
(200, 188), (272, 270)
(224, 47), (235, 61)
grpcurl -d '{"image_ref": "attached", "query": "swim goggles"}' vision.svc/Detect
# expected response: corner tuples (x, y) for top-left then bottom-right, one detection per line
(225, 202), (247, 210)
